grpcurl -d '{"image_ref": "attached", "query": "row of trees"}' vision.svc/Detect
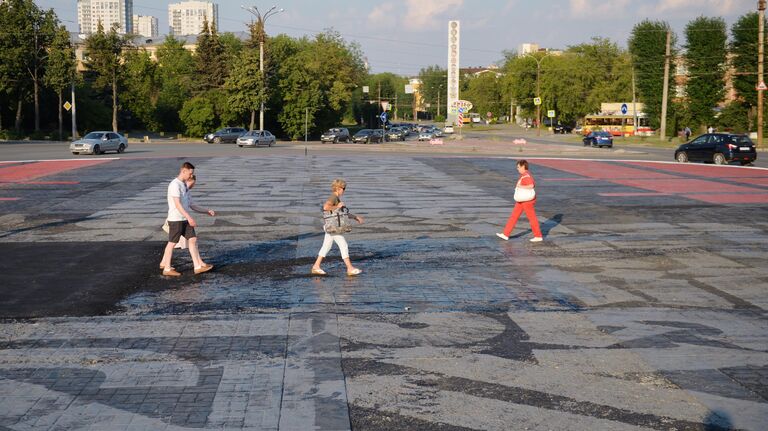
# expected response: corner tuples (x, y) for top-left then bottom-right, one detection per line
(0, 0), (765, 138)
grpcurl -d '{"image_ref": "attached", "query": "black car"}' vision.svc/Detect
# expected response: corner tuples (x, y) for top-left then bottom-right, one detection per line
(352, 129), (384, 144)
(554, 123), (573, 134)
(582, 131), (614, 148)
(204, 127), (247, 144)
(320, 128), (350, 143)
(675, 133), (757, 165)
(386, 127), (406, 141)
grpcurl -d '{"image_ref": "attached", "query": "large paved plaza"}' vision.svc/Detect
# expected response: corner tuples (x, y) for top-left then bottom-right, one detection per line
(1, 148), (767, 430)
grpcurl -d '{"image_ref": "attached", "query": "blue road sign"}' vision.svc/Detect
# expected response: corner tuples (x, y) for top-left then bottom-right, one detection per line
(379, 112), (388, 123)
(621, 103), (628, 115)
(458, 107), (465, 114)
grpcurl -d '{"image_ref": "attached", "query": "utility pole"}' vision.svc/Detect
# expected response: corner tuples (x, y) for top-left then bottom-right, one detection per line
(659, 30), (671, 141)
(758, 0), (766, 147)
(242, 5), (284, 131)
(632, 69), (638, 136)
(71, 81), (77, 139)
(525, 52), (551, 137)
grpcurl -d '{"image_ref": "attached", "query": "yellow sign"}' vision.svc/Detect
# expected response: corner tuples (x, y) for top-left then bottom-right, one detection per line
(63, 101), (72, 111)
(547, 110), (556, 118)
(533, 97), (541, 106)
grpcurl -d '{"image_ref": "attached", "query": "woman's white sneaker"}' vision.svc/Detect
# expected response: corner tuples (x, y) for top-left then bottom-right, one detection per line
(496, 233), (509, 241)
(529, 237), (543, 242)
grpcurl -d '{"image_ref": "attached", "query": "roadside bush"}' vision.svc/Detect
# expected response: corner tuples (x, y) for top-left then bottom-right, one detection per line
(180, 96), (216, 137)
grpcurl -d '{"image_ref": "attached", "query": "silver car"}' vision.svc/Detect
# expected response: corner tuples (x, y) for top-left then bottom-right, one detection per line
(70, 131), (128, 155)
(237, 130), (276, 147)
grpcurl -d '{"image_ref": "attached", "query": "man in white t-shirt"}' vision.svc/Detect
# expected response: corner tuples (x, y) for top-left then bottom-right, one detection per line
(159, 162), (213, 276)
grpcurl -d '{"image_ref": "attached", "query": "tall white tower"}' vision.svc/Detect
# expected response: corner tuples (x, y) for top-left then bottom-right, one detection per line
(77, 0), (133, 35)
(447, 21), (460, 126)
(168, 1), (219, 36)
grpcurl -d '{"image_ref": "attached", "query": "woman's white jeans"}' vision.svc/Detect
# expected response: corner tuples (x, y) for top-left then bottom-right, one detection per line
(318, 233), (349, 259)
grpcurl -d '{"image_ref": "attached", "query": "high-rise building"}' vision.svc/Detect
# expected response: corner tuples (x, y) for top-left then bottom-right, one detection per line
(133, 15), (158, 38)
(518, 43), (540, 57)
(77, 0), (133, 35)
(168, 1), (218, 36)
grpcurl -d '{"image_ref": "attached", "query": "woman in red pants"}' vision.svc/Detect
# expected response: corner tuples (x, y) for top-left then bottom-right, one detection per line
(496, 159), (543, 242)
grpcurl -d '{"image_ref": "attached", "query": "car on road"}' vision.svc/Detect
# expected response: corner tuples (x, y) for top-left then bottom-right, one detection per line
(418, 127), (443, 141)
(554, 123), (573, 134)
(320, 128), (351, 143)
(70, 131), (128, 155)
(352, 129), (384, 144)
(237, 130), (275, 147)
(386, 127), (406, 141)
(674, 133), (757, 165)
(443, 124), (454, 134)
(583, 131), (614, 148)
(204, 127), (247, 144)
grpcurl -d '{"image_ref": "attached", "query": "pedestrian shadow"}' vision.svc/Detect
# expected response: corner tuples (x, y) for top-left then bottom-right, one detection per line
(703, 409), (734, 430)
(509, 213), (563, 239)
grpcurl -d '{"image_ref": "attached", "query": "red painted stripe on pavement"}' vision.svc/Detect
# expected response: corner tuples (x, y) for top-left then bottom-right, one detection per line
(623, 161), (765, 178)
(684, 193), (768, 204)
(533, 159), (677, 179)
(599, 192), (672, 197)
(612, 178), (760, 194)
(0, 160), (112, 183)
(541, 177), (597, 182)
(0, 197), (20, 201)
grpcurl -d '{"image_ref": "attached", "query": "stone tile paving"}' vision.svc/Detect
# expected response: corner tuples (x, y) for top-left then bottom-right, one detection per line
(1, 154), (767, 430)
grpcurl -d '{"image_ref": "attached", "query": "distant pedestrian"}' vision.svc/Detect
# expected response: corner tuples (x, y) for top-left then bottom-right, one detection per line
(311, 179), (364, 276)
(174, 174), (216, 250)
(684, 126), (691, 141)
(159, 162), (214, 276)
(707, 126), (715, 134)
(496, 160), (543, 242)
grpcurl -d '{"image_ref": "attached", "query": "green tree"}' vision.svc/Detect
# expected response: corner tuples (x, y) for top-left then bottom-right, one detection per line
(277, 32), (365, 139)
(44, 25), (77, 139)
(629, 20), (677, 132)
(0, 0), (57, 132)
(684, 16), (727, 130)
(225, 49), (264, 131)
(155, 36), (195, 131)
(567, 37), (633, 117)
(418, 65), (447, 118)
(194, 19), (227, 92)
(731, 12), (765, 131)
(84, 21), (127, 131)
(121, 48), (160, 130)
(463, 72), (503, 120)
(179, 95), (216, 137)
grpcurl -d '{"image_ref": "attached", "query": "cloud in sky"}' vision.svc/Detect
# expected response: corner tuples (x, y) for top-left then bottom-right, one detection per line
(367, 4), (397, 28)
(571, 0), (746, 19)
(404, 0), (464, 30)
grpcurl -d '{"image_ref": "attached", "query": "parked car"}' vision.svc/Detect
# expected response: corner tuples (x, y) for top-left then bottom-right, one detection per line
(674, 133), (757, 165)
(443, 124), (454, 134)
(237, 130), (275, 147)
(70, 131), (128, 155)
(583, 131), (614, 148)
(352, 129), (384, 144)
(204, 127), (247, 144)
(554, 123), (573, 134)
(573, 125), (583, 134)
(320, 128), (350, 143)
(418, 127), (443, 141)
(386, 127), (406, 141)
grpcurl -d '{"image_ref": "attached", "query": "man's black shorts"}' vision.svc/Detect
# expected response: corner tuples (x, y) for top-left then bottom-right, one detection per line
(168, 220), (196, 243)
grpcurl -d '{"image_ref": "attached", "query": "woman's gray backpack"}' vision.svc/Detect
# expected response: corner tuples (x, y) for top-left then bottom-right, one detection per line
(323, 206), (352, 234)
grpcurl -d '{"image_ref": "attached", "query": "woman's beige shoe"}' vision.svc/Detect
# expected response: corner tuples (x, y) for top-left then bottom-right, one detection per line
(311, 267), (327, 275)
(347, 268), (362, 276)
(162, 267), (181, 277)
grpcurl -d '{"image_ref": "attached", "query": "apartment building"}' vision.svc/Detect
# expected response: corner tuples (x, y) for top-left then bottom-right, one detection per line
(133, 15), (158, 38)
(168, 1), (218, 36)
(77, 0), (133, 35)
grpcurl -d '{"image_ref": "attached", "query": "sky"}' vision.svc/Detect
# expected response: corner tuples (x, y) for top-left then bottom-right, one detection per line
(38, 0), (754, 75)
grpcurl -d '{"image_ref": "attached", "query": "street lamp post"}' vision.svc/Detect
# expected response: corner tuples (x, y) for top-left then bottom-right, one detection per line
(242, 5), (284, 131)
(525, 52), (552, 137)
(758, 0), (766, 148)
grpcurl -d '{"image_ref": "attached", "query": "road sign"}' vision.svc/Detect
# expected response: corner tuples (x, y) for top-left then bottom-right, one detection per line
(533, 97), (542, 106)
(757, 81), (768, 91)
(63, 101), (72, 111)
(450, 100), (473, 111)
(379, 112), (387, 123)
(621, 103), (628, 114)
(547, 110), (555, 118)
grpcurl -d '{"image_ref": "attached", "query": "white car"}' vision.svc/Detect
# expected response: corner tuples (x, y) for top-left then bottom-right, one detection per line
(237, 130), (276, 147)
(70, 131), (128, 155)
(443, 125), (454, 134)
